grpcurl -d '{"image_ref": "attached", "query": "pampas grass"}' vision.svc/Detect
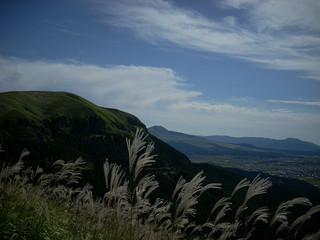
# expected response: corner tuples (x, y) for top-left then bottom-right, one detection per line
(1, 128), (320, 240)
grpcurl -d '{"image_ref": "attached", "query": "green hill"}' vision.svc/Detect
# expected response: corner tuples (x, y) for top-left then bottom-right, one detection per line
(1, 91), (320, 207)
(0, 91), (145, 139)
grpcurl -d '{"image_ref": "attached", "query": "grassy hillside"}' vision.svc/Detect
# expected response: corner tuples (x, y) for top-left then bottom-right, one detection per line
(0, 91), (145, 139)
(1, 91), (319, 222)
(1, 131), (320, 240)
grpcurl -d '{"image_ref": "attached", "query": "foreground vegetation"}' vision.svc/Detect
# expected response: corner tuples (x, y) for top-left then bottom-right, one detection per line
(1, 129), (320, 240)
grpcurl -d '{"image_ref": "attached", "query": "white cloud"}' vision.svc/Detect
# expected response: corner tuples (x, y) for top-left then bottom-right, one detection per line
(170, 101), (247, 113)
(0, 57), (200, 110)
(95, 0), (320, 80)
(267, 99), (320, 107)
(247, 0), (320, 33)
(1, 57), (319, 144)
(221, 0), (260, 9)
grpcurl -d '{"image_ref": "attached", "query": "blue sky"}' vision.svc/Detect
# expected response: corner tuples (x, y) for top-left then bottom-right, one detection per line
(1, 0), (320, 145)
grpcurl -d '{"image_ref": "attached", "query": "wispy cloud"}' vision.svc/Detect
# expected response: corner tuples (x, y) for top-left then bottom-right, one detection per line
(52, 26), (80, 36)
(0, 57), (200, 110)
(223, 0), (320, 32)
(1, 57), (319, 144)
(170, 101), (247, 113)
(94, 0), (320, 80)
(267, 99), (320, 107)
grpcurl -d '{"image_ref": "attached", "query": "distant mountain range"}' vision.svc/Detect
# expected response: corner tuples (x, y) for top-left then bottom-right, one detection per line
(148, 126), (320, 189)
(204, 135), (320, 152)
(149, 126), (320, 153)
(148, 126), (267, 156)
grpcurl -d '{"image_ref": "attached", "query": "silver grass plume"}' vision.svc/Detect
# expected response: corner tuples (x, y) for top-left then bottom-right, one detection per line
(134, 174), (159, 217)
(0, 159), (24, 182)
(243, 175), (272, 205)
(172, 176), (187, 199)
(37, 172), (54, 189)
(276, 221), (289, 236)
(217, 220), (241, 240)
(103, 159), (126, 192)
(126, 128), (148, 175)
(172, 171), (221, 232)
(235, 175), (272, 220)
(125, 129), (158, 204)
(210, 197), (231, 217)
(231, 178), (251, 198)
(289, 205), (320, 233)
(136, 174), (159, 203)
(214, 203), (232, 225)
(75, 183), (94, 207)
(134, 141), (156, 181)
(271, 197), (312, 227)
(193, 197), (231, 236)
(0, 148), (31, 183)
(146, 198), (171, 227)
(126, 128), (157, 182)
(52, 157), (85, 186)
(173, 172), (206, 224)
(269, 197), (313, 237)
(248, 206), (270, 225)
(123, 128), (159, 232)
(106, 128), (162, 239)
(19, 148), (30, 160)
(103, 159), (128, 207)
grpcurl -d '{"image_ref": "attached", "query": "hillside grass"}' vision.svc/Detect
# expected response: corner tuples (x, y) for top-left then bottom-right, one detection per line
(0, 91), (145, 138)
(1, 131), (320, 240)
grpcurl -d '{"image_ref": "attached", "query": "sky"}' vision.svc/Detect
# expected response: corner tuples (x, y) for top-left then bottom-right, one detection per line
(0, 0), (320, 145)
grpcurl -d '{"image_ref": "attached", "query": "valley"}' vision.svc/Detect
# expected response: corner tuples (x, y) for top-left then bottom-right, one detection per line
(149, 126), (320, 188)
(191, 154), (320, 188)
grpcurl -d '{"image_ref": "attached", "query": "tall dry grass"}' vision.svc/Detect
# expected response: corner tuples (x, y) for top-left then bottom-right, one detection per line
(1, 129), (319, 239)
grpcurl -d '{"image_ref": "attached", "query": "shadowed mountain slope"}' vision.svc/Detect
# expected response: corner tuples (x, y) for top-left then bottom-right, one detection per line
(0, 91), (188, 196)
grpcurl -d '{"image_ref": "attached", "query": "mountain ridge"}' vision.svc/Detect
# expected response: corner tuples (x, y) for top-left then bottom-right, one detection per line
(150, 125), (320, 153)
(148, 126), (275, 156)
(205, 135), (320, 152)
